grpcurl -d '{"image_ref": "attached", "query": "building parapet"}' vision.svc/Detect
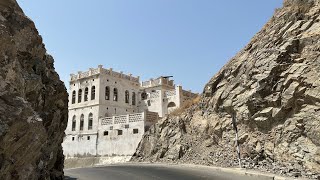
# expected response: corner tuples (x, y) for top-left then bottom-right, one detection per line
(104, 69), (140, 83)
(100, 113), (145, 126)
(70, 65), (140, 83)
(100, 111), (159, 126)
(70, 67), (101, 81)
(141, 77), (174, 88)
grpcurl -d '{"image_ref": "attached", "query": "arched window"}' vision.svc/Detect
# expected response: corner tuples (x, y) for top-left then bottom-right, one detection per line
(167, 102), (177, 114)
(80, 114), (84, 131)
(88, 113), (93, 130)
(132, 92), (136, 105)
(84, 87), (89, 101)
(168, 102), (176, 108)
(125, 90), (129, 103)
(91, 86), (96, 100)
(72, 115), (76, 131)
(78, 89), (82, 103)
(113, 88), (118, 101)
(72, 91), (76, 104)
(141, 92), (147, 100)
(105, 86), (110, 100)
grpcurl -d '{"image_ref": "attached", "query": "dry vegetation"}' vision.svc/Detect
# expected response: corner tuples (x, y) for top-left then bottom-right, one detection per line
(170, 95), (201, 116)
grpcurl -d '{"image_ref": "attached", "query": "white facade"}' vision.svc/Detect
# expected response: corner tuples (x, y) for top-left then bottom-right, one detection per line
(63, 65), (197, 159)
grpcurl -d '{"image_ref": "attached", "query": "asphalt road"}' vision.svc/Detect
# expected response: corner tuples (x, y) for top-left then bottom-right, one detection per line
(65, 164), (258, 180)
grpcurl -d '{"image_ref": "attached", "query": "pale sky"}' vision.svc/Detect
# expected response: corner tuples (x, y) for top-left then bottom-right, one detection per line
(17, 0), (282, 93)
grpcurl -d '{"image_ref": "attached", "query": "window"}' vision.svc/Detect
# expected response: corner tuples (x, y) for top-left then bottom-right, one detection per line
(104, 131), (109, 136)
(132, 92), (136, 105)
(88, 113), (93, 130)
(78, 89), (82, 103)
(105, 86), (110, 100)
(84, 87), (89, 101)
(113, 88), (118, 101)
(133, 129), (139, 134)
(118, 130), (123, 136)
(72, 116), (76, 131)
(91, 86), (96, 100)
(141, 92), (147, 100)
(80, 114), (84, 131)
(147, 100), (151, 106)
(87, 136), (90, 141)
(72, 137), (75, 141)
(125, 90), (129, 103)
(72, 91), (76, 104)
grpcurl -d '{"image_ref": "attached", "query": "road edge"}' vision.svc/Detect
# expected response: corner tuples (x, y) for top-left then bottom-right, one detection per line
(65, 161), (309, 180)
(121, 162), (305, 180)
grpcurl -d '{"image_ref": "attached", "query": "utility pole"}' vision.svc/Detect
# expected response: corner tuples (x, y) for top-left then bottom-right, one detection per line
(232, 111), (242, 168)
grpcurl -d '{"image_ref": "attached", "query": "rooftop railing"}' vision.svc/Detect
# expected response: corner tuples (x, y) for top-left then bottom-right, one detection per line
(141, 77), (174, 88)
(70, 65), (140, 83)
(100, 112), (145, 126)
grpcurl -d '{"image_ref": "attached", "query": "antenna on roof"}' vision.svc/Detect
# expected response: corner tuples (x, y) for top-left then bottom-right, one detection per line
(162, 76), (173, 79)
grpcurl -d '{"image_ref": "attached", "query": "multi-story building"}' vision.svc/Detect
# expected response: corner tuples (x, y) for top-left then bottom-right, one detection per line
(62, 65), (197, 161)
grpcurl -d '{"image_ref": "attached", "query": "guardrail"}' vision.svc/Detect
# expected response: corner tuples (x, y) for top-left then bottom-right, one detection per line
(100, 113), (145, 126)
(70, 66), (140, 83)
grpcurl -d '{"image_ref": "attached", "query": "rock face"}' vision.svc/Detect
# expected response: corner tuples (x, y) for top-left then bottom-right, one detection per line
(0, 1), (68, 179)
(133, 0), (320, 179)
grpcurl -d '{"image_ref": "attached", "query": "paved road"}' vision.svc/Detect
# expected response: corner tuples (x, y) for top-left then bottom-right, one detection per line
(65, 164), (258, 180)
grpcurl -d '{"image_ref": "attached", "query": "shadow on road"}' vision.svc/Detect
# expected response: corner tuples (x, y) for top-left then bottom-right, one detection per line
(64, 176), (77, 180)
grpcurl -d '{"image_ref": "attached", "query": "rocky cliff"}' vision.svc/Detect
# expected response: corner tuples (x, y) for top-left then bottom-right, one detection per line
(133, 0), (320, 179)
(0, 0), (68, 179)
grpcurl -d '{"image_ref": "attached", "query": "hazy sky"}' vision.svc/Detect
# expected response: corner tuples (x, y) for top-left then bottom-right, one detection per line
(17, 1), (282, 93)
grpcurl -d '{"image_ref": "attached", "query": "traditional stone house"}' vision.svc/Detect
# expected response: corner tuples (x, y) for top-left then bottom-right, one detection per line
(63, 65), (197, 160)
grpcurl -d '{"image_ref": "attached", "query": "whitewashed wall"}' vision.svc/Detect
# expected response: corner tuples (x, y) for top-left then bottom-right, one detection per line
(97, 121), (145, 156)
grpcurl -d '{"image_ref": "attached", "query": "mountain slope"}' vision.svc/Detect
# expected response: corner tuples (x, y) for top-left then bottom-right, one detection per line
(133, 0), (320, 178)
(0, 1), (68, 179)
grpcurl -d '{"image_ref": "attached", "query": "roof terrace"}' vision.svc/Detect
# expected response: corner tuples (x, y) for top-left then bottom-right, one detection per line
(141, 76), (175, 88)
(70, 65), (140, 83)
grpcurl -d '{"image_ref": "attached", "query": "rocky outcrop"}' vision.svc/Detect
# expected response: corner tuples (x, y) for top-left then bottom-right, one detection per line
(133, 1), (320, 179)
(0, 0), (68, 179)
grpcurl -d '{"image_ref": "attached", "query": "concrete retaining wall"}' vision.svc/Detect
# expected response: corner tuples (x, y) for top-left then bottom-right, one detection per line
(65, 156), (132, 169)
